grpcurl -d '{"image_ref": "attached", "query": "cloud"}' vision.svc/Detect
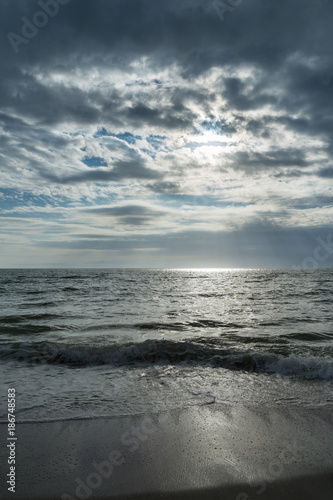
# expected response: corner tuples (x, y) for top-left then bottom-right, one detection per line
(82, 204), (166, 226)
(230, 148), (309, 173)
(40, 160), (162, 185)
(0, 0), (332, 266)
(317, 167), (333, 179)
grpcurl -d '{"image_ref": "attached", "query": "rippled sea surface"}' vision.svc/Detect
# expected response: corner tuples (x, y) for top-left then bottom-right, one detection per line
(0, 268), (332, 422)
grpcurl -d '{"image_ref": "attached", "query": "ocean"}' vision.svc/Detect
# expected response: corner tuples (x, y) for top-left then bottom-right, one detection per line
(0, 268), (332, 423)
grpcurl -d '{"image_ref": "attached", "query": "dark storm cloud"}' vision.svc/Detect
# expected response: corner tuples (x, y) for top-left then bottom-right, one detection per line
(221, 77), (277, 111)
(0, 1), (322, 64)
(248, 60), (333, 152)
(281, 62), (333, 117)
(1, 0), (332, 148)
(1, 1), (332, 97)
(0, 71), (199, 131)
(0, 112), (70, 149)
(127, 102), (196, 131)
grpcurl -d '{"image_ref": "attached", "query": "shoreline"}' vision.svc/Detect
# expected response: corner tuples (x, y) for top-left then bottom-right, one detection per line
(1, 402), (332, 499)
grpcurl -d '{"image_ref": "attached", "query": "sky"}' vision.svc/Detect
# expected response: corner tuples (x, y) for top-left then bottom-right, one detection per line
(0, 0), (333, 268)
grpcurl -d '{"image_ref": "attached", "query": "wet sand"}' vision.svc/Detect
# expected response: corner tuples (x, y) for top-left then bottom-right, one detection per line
(1, 403), (332, 499)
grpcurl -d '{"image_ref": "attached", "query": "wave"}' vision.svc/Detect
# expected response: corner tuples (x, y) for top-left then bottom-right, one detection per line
(0, 324), (57, 335)
(283, 332), (333, 342)
(77, 320), (247, 333)
(1, 340), (332, 380)
(135, 320), (245, 330)
(19, 301), (59, 308)
(0, 313), (61, 323)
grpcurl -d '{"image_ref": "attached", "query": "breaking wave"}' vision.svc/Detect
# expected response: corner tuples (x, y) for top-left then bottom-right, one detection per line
(1, 340), (332, 380)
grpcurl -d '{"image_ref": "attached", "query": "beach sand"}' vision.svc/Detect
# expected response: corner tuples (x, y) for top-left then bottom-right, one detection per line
(1, 403), (332, 500)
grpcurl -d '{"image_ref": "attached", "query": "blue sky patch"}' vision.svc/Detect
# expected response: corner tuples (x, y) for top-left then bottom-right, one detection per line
(82, 156), (108, 168)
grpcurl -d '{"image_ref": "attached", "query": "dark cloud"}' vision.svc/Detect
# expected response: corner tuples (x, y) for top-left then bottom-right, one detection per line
(222, 77), (277, 111)
(83, 204), (165, 226)
(317, 167), (333, 179)
(41, 159), (162, 185)
(0, 2), (331, 109)
(230, 148), (309, 173)
(1, 0), (332, 148)
(127, 102), (197, 131)
(147, 181), (181, 194)
(83, 205), (164, 217)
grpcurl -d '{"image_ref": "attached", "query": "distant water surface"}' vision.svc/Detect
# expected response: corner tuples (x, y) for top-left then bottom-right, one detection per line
(0, 268), (332, 422)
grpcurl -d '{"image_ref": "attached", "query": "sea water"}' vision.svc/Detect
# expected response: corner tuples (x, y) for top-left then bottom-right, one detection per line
(0, 268), (332, 422)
